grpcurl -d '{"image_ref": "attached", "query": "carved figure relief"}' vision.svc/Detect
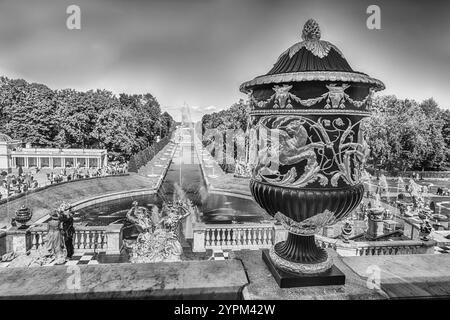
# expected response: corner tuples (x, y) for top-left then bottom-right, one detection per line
(248, 83), (372, 110)
(252, 115), (368, 188)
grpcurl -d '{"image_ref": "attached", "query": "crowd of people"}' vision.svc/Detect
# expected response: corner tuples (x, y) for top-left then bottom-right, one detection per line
(46, 162), (128, 185)
(0, 162), (128, 201)
(0, 172), (39, 200)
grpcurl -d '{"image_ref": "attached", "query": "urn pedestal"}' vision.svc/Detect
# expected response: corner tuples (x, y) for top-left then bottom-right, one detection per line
(367, 208), (385, 239)
(240, 19), (384, 287)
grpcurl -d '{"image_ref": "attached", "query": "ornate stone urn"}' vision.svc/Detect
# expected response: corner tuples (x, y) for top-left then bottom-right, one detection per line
(14, 205), (33, 229)
(240, 19), (384, 286)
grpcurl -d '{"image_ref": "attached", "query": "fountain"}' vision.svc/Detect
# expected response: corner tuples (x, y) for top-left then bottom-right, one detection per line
(234, 159), (252, 178)
(379, 174), (389, 203)
(240, 19), (384, 287)
(208, 167), (218, 179)
(126, 185), (197, 263)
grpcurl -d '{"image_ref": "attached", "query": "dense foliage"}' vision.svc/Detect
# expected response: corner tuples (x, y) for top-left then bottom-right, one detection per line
(0, 76), (175, 162)
(201, 99), (249, 173)
(128, 135), (173, 173)
(364, 96), (448, 172)
(201, 96), (450, 172)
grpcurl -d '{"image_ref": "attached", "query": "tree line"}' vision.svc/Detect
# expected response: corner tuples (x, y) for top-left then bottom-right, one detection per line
(364, 96), (449, 172)
(201, 96), (450, 172)
(127, 135), (174, 173)
(0, 76), (175, 162)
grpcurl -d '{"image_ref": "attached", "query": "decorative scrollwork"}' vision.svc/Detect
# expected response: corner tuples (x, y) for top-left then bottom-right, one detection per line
(269, 246), (332, 274)
(275, 210), (335, 236)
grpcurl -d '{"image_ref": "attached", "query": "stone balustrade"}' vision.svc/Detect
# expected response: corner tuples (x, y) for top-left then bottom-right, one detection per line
(192, 222), (287, 252)
(5, 223), (122, 255)
(315, 235), (436, 257)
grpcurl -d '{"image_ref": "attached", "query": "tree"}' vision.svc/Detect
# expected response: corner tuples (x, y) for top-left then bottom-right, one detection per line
(0, 76), (176, 162)
(364, 95), (446, 171)
(0, 79), (59, 146)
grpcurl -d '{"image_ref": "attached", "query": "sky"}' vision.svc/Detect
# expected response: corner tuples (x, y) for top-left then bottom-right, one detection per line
(0, 0), (449, 121)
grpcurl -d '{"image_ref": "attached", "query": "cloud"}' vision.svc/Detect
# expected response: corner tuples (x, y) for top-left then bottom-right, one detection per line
(0, 0), (448, 118)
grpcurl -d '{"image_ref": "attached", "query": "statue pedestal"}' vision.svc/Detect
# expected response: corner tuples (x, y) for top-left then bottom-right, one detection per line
(262, 250), (345, 288)
(6, 227), (31, 254)
(367, 219), (385, 239)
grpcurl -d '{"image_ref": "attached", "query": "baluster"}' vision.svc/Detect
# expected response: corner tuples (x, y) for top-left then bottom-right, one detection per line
(89, 231), (93, 250)
(224, 228), (228, 247)
(89, 231), (94, 249)
(95, 231), (100, 250)
(223, 228), (228, 246)
(38, 232), (43, 249)
(81, 231), (86, 250)
(90, 231), (94, 250)
(76, 230), (82, 250)
(205, 229), (210, 247)
(223, 228), (227, 247)
(31, 233), (37, 250)
(93, 231), (98, 250)
(84, 231), (90, 250)
(74, 231), (79, 250)
(218, 228), (223, 246)
(235, 228), (240, 247)
(263, 228), (268, 246)
(97, 231), (102, 250)
(101, 231), (106, 250)
(243, 228), (248, 247)
(85, 231), (90, 250)
(258, 228), (262, 246)
(213, 229), (218, 247)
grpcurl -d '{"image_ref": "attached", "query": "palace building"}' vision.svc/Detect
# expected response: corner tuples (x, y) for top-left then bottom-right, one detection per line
(0, 133), (108, 172)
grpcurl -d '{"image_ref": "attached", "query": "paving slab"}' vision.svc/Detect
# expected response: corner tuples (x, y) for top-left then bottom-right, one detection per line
(342, 254), (450, 299)
(233, 249), (386, 300)
(0, 260), (248, 299)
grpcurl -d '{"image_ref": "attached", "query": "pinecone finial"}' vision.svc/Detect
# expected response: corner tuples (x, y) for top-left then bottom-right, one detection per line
(302, 19), (321, 41)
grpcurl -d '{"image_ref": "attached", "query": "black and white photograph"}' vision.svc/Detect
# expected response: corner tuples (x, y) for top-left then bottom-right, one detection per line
(0, 0), (449, 310)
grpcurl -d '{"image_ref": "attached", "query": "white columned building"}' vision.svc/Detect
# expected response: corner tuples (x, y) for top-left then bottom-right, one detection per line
(0, 133), (108, 172)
